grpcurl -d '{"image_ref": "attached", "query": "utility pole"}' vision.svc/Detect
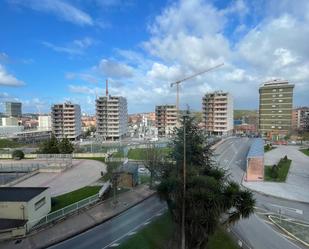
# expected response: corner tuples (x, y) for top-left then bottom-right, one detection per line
(181, 113), (187, 249)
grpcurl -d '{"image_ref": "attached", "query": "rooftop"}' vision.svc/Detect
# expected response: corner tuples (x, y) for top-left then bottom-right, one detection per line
(0, 187), (49, 202)
(247, 138), (264, 158)
(0, 219), (27, 230)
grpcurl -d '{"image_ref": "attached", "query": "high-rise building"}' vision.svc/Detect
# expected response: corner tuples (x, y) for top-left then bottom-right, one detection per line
(38, 115), (52, 130)
(155, 105), (177, 137)
(259, 79), (294, 139)
(96, 96), (128, 140)
(202, 91), (233, 136)
(5, 102), (22, 117)
(292, 107), (309, 132)
(51, 102), (81, 140)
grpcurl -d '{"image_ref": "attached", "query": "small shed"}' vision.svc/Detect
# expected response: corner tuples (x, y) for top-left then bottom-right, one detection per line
(0, 187), (51, 234)
(113, 163), (138, 188)
(245, 138), (264, 181)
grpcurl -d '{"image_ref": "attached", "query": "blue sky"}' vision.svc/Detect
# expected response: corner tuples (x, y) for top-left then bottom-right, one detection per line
(0, 0), (309, 114)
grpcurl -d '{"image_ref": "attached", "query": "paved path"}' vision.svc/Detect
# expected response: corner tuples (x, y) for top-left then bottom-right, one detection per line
(13, 159), (106, 196)
(0, 185), (154, 249)
(243, 146), (309, 203)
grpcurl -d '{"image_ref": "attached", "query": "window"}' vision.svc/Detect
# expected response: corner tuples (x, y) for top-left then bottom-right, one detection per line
(272, 94), (276, 97)
(279, 100), (283, 102)
(279, 89), (283, 91)
(272, 89), (276, 92)
(35, 197), (46, 210)
(272, 105), (276, 107)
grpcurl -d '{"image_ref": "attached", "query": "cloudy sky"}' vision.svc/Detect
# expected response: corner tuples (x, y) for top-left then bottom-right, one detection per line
(0, 0), (308, 114)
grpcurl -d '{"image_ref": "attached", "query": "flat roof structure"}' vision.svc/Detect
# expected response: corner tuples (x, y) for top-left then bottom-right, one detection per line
(0, 187), (48, 202)
(0, 219), (27, 230)
(247, 138), (264, 158)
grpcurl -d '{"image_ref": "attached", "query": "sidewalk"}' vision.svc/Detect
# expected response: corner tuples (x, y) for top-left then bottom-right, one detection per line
(242, 145), (309, 203)
(0, 185), (155, 249)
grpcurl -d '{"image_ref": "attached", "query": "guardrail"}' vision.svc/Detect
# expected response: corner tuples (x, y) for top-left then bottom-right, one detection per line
(27, 193), (100, 231)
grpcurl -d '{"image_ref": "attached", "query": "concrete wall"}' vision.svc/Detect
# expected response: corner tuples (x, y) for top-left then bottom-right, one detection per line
(0, 226), (26, 240)
(246, 157), (264, 181)
(25, 189), (51, 227)
(0, 201), (26, 220)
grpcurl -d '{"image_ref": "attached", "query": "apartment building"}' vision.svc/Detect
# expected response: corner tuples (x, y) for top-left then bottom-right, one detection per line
(202, 91), (233, 136)
(292, 107), (309, 131)
(155, 105), (177, 137)
(96, 96), (128, 140)
(51, 102), (81, 140)
(5, 102), (22, 117)
(259, 79), (294, 139)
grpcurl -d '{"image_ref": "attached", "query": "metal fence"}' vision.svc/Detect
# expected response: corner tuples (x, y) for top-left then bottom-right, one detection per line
(27, 193), (99, 231)
(0, 163), (42, 173)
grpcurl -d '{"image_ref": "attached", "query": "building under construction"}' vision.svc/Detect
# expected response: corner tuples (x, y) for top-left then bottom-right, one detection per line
(202, 91), (233, 136)
(155, 105), (177, 137)
(96, 81), (128, 140)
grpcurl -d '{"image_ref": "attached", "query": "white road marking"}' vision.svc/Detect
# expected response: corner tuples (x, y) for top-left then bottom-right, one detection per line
(128, 231), (137, 236)
(270, 204), (303, 215)
(110, 243), (120, 247)
(143, 221), (150, 225)
(102, 207), (166, 249)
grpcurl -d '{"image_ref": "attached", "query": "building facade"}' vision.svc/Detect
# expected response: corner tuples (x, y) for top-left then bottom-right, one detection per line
(202, 91), (233, 136)
(292, 107), (309, 132)
(51, 102), (81, 140)
(5, 102), (22, 118)
(259, 79), (294, 139)
(245, 138), (264, 182)
(38, 115), (52, 130)
(155, 105), (177, 137)
(96, 96), (128, 140)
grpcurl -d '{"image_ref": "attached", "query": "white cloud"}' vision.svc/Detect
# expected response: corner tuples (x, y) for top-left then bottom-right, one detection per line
(9, 0), (93, 26)
(0, 64), (25, 87)
(68, 85), (96, 95)
(42, 37), (95, 55)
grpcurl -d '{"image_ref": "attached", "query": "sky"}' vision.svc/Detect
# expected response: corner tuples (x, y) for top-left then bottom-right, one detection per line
(0, 0), (308, 114)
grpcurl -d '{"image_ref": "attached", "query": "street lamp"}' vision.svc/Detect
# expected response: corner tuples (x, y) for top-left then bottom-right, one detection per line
(181, 112), (189, 249)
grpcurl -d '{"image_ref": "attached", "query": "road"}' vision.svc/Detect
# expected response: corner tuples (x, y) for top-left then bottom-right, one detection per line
(49, 137), (307, 249)
(215, 137), (307, 249)
(48, 195), (167, 249)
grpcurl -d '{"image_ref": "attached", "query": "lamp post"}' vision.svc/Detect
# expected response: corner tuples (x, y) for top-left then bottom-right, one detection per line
(181, 113), (188, 249)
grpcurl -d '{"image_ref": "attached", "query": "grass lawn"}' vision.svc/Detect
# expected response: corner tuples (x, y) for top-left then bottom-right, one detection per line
(74, 157), (105, 163)
(0, 139), (21, 149)
(128, 147), (171, 160)
(118, 213), (239, 249)
(51, 186), (101, 211)
(300, 149), (309, 157)
(264, 158), (292, 182)
(140, 175), (151, 184)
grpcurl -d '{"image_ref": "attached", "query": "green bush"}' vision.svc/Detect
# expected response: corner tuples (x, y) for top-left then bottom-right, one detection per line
(12, 150), (24, 160)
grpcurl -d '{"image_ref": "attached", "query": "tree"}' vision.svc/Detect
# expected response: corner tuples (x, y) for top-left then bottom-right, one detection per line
(157, 113), (255, 249)
(58, 137), (74, 154)
(12, 150), (24, 160)
(143, 143), (166, 189)
(39, 134), (59, 154)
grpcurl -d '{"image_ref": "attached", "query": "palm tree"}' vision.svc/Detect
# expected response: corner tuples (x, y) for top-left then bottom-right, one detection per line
(157, 112), (255, 249)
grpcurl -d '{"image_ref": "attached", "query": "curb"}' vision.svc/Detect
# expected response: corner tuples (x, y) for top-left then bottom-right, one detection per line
(268, 215), (309, 247)
(39, 191), (157, 249)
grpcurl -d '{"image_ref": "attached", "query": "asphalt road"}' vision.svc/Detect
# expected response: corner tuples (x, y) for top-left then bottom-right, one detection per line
(215, 137), (307, 249)
(48, 195), (167, 249)
(49, 137), (307, 249)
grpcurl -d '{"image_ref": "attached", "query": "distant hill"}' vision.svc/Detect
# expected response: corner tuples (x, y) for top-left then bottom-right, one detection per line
(234, 110), (257, 120)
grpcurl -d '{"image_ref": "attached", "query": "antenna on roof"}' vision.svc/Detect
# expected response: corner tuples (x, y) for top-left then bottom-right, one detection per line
(106, 79), (108, 96)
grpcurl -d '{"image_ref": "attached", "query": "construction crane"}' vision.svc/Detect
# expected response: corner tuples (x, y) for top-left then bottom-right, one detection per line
(170, 63), (224, 113)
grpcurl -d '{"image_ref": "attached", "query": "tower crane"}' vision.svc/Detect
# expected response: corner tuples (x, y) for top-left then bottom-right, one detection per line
(170, 63), (224, 113)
